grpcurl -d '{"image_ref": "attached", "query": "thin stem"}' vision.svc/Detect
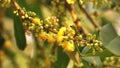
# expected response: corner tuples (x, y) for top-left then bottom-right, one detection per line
(77, 0), (101, 29)
(65, 2), (88, 36)
(11, 0), (25, 16)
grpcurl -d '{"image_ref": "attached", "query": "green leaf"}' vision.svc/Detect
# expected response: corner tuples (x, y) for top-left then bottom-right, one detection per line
(100, 24), (120, 56)
(95, 49), (113, 61)
(82, 56), (102, 67)
(106, 37), (120, 55)
(82, 46), (90, 54)
(100, 24), (118, 46)
(5, 8), (14, 18)
(54, 46), (69, 68)
(17, 0), (28, 8)
(101, 17), (114, 25)
(14, 16), (26, 50)
(82, 59), (95, 68)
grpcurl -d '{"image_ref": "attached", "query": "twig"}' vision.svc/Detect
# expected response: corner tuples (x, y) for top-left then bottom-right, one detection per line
(11, 0), (25, 16)
(77, 0), (101, 29)
(33, 36), (46, 59)
(65, 2), (88, 36)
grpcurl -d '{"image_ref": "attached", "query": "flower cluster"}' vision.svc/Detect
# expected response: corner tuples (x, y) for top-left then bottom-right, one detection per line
(103, 56), (120, 67)
(13, 9), (103, 53)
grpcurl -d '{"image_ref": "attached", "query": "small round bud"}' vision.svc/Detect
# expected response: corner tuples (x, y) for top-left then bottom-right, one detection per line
(32, 17), (41, 25)
(21, 16), (25, 19)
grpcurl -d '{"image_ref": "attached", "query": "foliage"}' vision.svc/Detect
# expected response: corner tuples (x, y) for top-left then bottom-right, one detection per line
(0, 0), (120, 68)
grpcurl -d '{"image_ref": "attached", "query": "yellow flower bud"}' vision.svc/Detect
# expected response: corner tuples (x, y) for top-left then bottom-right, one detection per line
(32, 17), (41, 25)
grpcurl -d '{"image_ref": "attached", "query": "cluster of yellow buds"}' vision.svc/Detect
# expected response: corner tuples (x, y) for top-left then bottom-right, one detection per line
(39, 31), (55, 43)
(85, 34), (103, 55)
(103, 56), (120, 67)
(75, 34), (103, 55)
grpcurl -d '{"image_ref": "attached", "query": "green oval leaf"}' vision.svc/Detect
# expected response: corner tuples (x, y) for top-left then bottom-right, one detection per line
(100, 24), (118, 46)
(100, 24), (120, 55)
(54, 46), (69, 68)
(14, 16), (26, 50)
(106, 37), (120, 55)
(82, 56), (102, 67)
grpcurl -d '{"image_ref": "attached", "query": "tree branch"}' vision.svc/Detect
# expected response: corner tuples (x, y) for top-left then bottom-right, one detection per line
(77, 0), (101, 29)
(65, 2), (88, 35)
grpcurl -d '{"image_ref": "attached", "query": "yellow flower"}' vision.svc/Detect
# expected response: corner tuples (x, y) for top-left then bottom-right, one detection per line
(56, 27), (66, 43)
(66, 0), (75, 4)
(39, 31), (47, 41)
(47, 34), (55, 43)
(32, 17), (41, 25)
(56, 35), (64, 43)
(58, 27), (66, 36)
(62, 41), (75, 52)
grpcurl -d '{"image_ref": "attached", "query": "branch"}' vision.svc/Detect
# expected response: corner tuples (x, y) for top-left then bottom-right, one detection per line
(65, 2), (88, 36)
(11, 0), (25, 16)
(77, 0), (101, 29)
